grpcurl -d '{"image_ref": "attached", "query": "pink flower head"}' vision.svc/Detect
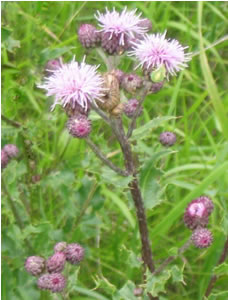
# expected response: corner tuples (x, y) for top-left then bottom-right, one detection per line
(95, 7), (148, 46)
(48, 273), (66, 293)
(129, 31), (192, 77)
(39, 57), (105, 112)
(192, 228), (213, 249)
(184, 199), (209, 230)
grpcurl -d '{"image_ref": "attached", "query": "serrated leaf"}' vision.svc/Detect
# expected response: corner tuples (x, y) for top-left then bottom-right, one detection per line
(130, 116), (176, 140)
(100, 167), (133, 188)
(170, 265), (185, 284)
(92, 275), (117, 295)
(145, 269), (171, 297)
(213, 263), (228, 277)
(115, 281), (138, 300)
(207, 290), (228, 300)
(140, 160), (165, 209)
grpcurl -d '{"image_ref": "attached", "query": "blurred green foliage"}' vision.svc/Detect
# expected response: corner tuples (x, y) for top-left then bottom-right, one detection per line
(1, 1), (228, 300)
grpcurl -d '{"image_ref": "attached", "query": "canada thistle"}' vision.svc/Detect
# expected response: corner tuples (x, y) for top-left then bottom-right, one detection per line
(159, 132), (176, 147)
(192, 228), (213, 248)
(78, 24), (101, 48)
(46, 252), (66, 273)
(25, 256), (45, 276)
(67, 115), (91, 138)
(124, 99), (142, 118)
(65, 243), (85, 265)
(3, 144), (19, 158)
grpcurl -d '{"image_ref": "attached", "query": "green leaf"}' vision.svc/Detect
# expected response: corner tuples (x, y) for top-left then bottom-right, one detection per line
(102, 188), (136, 228)
(130, 116), (176, 140)
(140, 160), (165, 209)
(114, 281), (138, 300)
(145, 269), (171, 297)
(73, 286), (109, 300)
(39, 46), (75, 64)
(170, 265), (185, 284)
(213, 263), (228, 277)
(100, 167), (133, 189)
(207, 291), (228, 300)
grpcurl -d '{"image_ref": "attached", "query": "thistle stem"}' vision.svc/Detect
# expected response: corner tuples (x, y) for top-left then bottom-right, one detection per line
(85, 137), (129, 177)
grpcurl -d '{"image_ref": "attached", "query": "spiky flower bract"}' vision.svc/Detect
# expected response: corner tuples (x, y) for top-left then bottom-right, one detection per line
(37, 274), (51, 290)
(54, 242), (67, 253)
(25, 256), (45, 276)
(159, 132), (176, 147)
(39, 57), (105, 112)
(47, 252), (66, 273)
(65, 243), (84, 265)
(3, 144), (19, 158)
(184, 199), (209, 230)
(129, 32), (191, 77)
(192, 228), (213, 248)
(67, 115), (91, 138)
(48, 273), (66, 293)
(124, 99), (142, 118)
(95, 7), (148, 54)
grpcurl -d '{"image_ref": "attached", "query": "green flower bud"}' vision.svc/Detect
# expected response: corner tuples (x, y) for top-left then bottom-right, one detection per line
(150, 65), (166, 83)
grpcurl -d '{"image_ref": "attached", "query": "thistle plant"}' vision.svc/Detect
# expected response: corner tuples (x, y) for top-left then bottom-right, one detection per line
(2, 4), (227, 300)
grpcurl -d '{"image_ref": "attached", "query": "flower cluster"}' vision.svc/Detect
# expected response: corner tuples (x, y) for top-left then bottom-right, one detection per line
(25, 241), (84, 293)
(1, 144), (19, 170)
(184, 196), (214, 248)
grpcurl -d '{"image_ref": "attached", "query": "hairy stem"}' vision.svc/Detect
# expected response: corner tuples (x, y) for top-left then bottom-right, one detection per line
(85, 137), (129, 176)
(205, 237), (228, 297)
(153, 239), (192, 275)
(112, 117), (155, 273)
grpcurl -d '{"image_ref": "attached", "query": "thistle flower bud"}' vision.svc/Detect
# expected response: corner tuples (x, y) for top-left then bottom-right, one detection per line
(184, 199), (209, 230)
(47, 252), (66, 273)
(139, 18), (152, 31)
(54, 242), (67, 253)
(64, 102), (91, 118)
(101, 32), (129, 55)
(48, 273), (66, 293)
(45, 59), (61, 75)
(192, 228), (213, 248)
(25, 256), (45, 276)
(3, 144), (19, 159)
(122, 74), (142, 94)
(78, 24), (101, 48)
(197, 196), (214, 215)
(159, 131), (176, 147)
(65, 243), (84, 265)
(37, 274), (51, 290)
(148, 81), (164, 94)
(124, 99), (142, 118)
(1, 150), (9, 169)
(67, 115), (91, 138)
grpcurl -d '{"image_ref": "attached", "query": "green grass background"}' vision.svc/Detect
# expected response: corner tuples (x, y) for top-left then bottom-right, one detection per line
(1, 1), (228, 300)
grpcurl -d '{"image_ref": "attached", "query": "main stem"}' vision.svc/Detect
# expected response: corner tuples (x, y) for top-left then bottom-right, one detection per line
(112, 118), (155, 273)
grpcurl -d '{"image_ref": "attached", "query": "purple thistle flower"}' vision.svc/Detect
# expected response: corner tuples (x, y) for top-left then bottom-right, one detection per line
(39, 57), (105, 112)
(124, 99), (142, 118)
(46, 252), (66, 273)
(197, 196), (214, 215)
(67, 114), (91, 138)
(78, 24), (101, 48)
(159, 132), (176, 147)
(192, 228), (213, 248)
(37, 274), (51, 290)
(54, 242), (67, 253)
(121, 73), (142, 93)
(3, 144), (19, 159)
(25, 256), (45, 276)
(184, 199), (209, 230)
(128, 32), (192, 77)
(65, 243), (84, 265)
(95, 7), (149, 54)
(1, 150), (9, 169)
(49, 273), (66, 293)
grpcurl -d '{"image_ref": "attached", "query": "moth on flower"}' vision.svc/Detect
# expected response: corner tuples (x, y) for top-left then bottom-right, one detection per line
(128, 31), (192, 78)
(38, 57), (106, 113)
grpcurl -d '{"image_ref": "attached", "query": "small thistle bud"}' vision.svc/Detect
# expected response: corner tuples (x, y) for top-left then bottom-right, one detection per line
(78, 24), (101, 48)
(122, 74), (142, 94)
(48, 273), (66, 293)
(1, 150), (9, 169)
(25, 256), (45, 276)
(134, 287), (143, 297)
(159, 131), (176, 147)
(148, 81), (164, 94)
(47, 252), (66, 273)
(3, 144), (19, 159)
(192, 228), (213, 248)
(45, 59), (61, 75)
(197, 196), (214, 215)
(67, 115), (91, 138)
(184, 199), (209, 230)
(37, 274), (51, 290)
(124, 99), (142, 118)
(65, 243), (84, 265)
(150, 65), (166, 83)
(54, 242), (67, 253)
(64, 102), (91, 118)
